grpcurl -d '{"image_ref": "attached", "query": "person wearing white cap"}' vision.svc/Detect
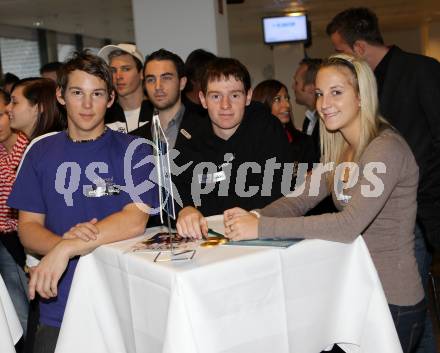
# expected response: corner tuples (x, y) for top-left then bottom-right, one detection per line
(98, 43), (153, 133)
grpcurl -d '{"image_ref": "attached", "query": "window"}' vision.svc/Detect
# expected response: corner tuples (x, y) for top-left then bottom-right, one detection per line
(57, 43), (76, 62)
(0, 37), (41, 78)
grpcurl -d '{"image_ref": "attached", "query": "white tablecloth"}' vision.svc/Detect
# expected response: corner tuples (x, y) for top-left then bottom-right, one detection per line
(56, 227), (402, 353)
(0, 274), (23, 353)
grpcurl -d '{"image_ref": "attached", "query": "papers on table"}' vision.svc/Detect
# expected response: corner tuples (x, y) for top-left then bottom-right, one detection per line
(131, 232), (200, 253)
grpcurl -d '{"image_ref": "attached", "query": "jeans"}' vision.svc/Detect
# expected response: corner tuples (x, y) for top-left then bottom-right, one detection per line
(0, 241), (29, 337)
(389, 299), (427, 353)
(413, 223), (437, 353)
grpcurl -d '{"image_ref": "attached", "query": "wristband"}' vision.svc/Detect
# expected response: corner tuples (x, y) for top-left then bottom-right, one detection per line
(249, 210), (261, 219)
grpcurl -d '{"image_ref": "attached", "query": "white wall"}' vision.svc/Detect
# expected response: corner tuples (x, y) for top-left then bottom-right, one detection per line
(132, 0), (230, 60)
(273, 44), (307, 127)
(229, 41), (273, 87)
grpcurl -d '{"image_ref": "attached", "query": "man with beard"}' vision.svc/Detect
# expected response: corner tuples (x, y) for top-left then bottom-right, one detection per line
(132, 49), (203, 149)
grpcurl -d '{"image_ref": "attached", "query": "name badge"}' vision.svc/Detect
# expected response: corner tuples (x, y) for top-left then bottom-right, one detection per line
(198, 171), (226, 184)
(84, 179), (121, 197)
(213, 171), (226, 182)
(180, 128), (192, 140)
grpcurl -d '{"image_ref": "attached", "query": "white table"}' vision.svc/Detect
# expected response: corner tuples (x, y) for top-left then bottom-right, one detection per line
(56, 227), (402, 353)
(0, 274), (23, 353)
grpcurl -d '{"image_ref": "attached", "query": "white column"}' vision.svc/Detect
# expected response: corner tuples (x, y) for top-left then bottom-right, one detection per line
(132, 0), (230, 60)
(273, 44), (306, 128)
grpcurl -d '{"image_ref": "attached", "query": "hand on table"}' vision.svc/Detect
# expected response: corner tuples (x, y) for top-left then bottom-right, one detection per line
(224, 207), (259, 241)
(176, 206), (208, 239)
(63, 218), (99, 242)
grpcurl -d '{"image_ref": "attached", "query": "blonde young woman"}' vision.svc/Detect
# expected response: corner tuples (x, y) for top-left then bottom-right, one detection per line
(223, 54), (425, 353)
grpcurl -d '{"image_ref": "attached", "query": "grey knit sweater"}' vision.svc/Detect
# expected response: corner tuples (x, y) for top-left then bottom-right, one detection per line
(258, 129), (423, 306)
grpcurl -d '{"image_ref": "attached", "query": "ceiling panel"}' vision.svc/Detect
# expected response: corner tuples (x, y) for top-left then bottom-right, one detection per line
(0, 0), (439, 43)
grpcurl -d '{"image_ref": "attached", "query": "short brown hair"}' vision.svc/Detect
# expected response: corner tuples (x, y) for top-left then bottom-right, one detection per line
(299, 58), (323, 86)
(58, 50), (113, 100)
(201, 57), (251, 94)
(0, 88), (10, 105)
(326, 7), (384, 47)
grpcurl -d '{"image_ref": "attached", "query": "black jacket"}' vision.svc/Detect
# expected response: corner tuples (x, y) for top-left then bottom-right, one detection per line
(105, 100), (154, 134)
(301, 111), (320, 162)
(289, 126), (318, 166)
(174, 101), (293, 217)
(375, 46), (440, 246)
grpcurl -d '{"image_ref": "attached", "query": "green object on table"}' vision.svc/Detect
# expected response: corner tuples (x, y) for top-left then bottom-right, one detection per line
(227, 238), (301, 248)
(207, 228), (301, 248)
(207, 228), (226, 238)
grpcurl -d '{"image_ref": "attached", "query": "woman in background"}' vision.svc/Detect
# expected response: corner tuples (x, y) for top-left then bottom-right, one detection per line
(0, 88), (29, 342)
(225, 55), (425, 353)
(6, 78), (62, 352)
(252, 79), (317, 166)
(7, 77), (63, 140)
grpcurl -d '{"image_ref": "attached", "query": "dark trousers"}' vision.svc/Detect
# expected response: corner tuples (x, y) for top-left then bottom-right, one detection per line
(390, 299), (427, 353)
(33, 324), (60, 353)
(25, 299), (40, 353)
(324, 300), (426, 353)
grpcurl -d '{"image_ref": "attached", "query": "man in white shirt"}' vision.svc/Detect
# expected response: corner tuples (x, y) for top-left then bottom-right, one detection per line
(98, 43), (152, 133)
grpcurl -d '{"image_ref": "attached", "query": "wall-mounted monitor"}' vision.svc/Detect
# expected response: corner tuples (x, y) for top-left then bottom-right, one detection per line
(262, 14), (309, 45)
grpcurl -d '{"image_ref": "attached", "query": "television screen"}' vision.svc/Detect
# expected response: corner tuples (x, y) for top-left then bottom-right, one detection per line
(262, 15), (308, 45)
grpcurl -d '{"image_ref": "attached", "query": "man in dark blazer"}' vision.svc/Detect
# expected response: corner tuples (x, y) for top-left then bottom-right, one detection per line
(292, 58), (322, 161)
(130, 49), (204, 227)
(131, 49), (203, 149)
(327, 7), (440, 353)
(293, 58), (338, 217)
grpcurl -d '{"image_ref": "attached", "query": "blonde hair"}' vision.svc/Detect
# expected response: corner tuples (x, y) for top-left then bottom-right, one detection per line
(317, 54), (390, 186)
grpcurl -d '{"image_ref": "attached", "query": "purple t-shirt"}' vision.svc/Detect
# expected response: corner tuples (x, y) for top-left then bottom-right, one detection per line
(8, 129), (159, 327)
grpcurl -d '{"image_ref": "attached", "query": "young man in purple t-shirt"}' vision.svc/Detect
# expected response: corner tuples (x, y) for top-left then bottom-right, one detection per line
(8, 51), (158, 353)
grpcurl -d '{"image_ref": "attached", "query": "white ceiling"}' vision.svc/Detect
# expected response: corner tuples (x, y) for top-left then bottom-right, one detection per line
(0, 0), (134, 41)
(0, 0), (439, 43)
